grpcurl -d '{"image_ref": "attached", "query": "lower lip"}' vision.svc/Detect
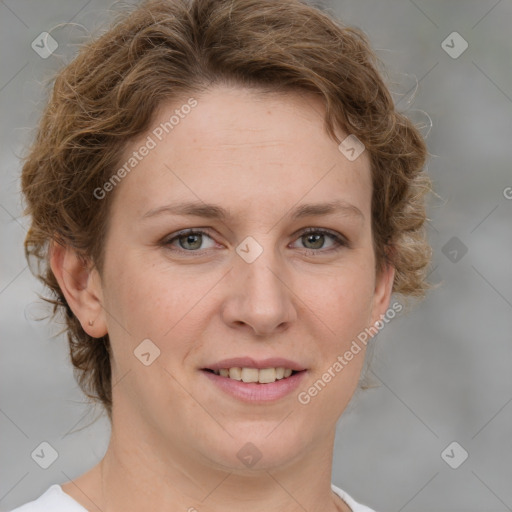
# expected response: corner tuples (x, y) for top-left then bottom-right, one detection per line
(201, 370), (307, 403)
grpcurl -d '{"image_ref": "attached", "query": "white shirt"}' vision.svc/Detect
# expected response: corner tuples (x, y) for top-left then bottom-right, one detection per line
(9, 483), (377, 511)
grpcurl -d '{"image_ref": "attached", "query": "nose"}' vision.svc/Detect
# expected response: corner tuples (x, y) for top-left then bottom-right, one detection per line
(220, 245), (297, 337)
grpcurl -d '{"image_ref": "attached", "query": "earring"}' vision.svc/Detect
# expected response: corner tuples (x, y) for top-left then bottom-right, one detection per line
(88, 320), (94, 326)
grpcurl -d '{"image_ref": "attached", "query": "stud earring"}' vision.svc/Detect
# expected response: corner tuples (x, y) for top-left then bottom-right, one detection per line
(88, 320), (94, 326)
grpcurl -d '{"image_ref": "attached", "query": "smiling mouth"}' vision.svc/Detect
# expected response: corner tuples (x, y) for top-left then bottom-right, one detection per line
(202, 367), (303, 384)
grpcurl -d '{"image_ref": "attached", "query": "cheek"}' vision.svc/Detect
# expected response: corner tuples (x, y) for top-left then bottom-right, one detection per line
(101, 252), (214, 358)
(305, 260), (376, 393)
(300, 274), (374, 421)
(316, 262), (376, 333)
(317, 290), (373, 369)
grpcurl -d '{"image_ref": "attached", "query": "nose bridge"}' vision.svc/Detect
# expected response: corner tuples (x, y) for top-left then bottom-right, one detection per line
(238, 236), (285, 305)
(224, 234), (295, 335)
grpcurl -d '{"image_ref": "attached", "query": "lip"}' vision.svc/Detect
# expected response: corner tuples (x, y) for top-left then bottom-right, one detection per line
(201, 368), (308, 403)
(203, 357), (307, 372)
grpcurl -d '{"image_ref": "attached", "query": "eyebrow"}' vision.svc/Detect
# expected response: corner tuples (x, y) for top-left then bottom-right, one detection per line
(142, 199), (364, 222)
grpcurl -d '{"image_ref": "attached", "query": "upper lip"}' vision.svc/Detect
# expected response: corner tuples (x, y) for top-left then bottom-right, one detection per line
(203, 357), (307, 371)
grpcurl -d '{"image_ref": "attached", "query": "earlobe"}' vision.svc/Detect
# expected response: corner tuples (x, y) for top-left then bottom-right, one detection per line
(49, 240), (108, 338)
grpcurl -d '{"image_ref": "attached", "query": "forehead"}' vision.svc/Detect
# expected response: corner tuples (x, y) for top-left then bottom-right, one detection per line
(110, 86), (372, 222)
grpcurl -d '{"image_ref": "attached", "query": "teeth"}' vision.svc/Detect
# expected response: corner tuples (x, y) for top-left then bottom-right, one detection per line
(258, 368), (277, 384)
(241, 368), (259, 383)
(228, 367), (242, 380)
(212, 367), (297, 383)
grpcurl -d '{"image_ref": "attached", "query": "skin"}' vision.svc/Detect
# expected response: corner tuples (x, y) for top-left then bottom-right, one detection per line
(52, 86), (394, 512)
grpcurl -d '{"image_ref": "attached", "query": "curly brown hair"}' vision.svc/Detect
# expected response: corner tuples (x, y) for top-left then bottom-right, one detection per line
(21, 0), (431, 421)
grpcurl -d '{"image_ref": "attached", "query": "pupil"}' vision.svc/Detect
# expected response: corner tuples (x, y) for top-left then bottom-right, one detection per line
(306, 233), (323, 249)
(182, 234), (201, 250)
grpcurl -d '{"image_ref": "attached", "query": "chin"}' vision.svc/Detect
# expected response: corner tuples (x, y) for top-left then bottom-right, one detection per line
(201, 426), (310, 473)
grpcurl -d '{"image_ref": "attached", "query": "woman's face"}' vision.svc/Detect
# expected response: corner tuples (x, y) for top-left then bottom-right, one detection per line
(96, 86), (393, 472)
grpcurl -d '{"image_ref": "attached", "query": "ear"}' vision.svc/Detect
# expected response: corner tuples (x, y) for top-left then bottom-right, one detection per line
(49, 240), (108, 338)
(370, 260), (395, 327)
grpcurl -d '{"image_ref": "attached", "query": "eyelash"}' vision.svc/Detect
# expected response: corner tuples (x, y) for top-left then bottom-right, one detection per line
(161, 227), (349, 256)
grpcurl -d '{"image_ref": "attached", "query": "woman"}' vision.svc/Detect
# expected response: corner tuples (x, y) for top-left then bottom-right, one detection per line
(14, 0), (431, 510)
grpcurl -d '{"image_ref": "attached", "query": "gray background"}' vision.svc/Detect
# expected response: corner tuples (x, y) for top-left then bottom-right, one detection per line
(1, 0), (511, 511)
